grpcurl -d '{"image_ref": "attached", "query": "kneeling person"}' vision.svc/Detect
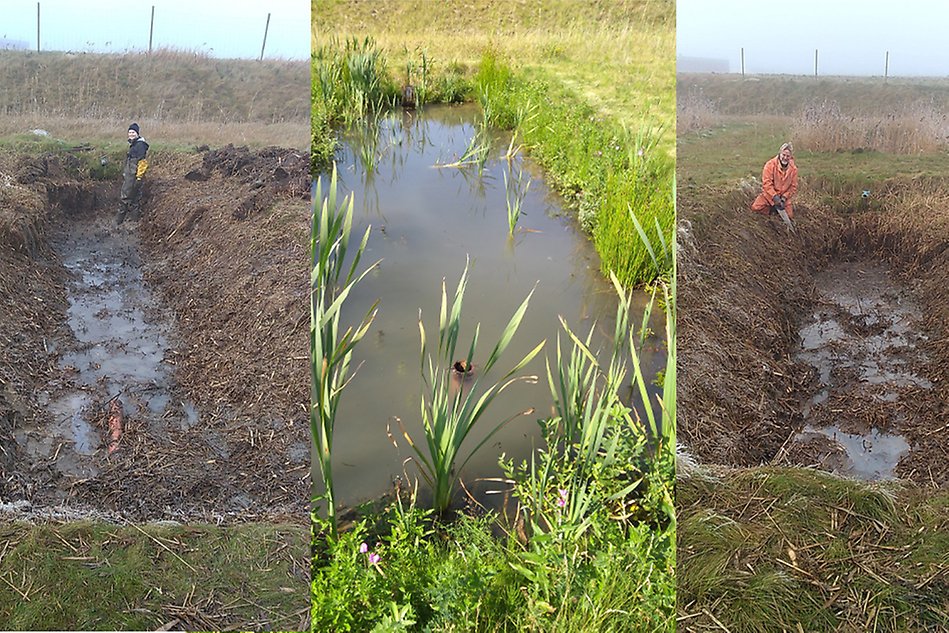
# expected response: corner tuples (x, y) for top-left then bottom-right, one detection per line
(751, 142), (797, 220)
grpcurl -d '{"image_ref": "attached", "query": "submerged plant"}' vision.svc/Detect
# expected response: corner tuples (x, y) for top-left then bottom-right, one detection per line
(392, 260), (545, 514)
(311, 164), (380, 538)
(503, 164), (532, 236)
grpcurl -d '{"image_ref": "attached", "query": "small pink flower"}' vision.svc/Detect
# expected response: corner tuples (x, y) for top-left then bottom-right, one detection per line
(557, 489), (568, 508)
(368, 552), (381, 565)
(359, 542), (368, 554)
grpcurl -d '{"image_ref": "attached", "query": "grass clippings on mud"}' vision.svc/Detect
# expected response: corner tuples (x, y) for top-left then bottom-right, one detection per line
(678, 467), (949, 632)
(0, 520), (308, 631)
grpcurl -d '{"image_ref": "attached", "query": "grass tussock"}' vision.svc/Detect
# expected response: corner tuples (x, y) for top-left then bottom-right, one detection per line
(792, 98), (949, 153)
(678, 468), (949, 632)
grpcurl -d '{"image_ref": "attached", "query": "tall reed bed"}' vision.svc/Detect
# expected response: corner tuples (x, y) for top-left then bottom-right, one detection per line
(311, 165), (379, 537)
(313, 36), (399, 127)
(475, 52), (674, 285)
(792, 98), (949, 154)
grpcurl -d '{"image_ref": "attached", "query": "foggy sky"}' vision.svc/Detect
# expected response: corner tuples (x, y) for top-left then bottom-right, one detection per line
(3, 0), (309, 60)
(678, 0), (949, 77)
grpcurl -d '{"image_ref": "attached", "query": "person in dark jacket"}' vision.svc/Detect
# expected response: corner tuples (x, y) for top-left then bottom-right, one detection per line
(117, 122), (149, 224)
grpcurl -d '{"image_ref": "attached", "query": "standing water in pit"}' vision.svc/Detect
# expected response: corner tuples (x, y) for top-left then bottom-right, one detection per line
(14, 215), (197, 502)
(788, 260), (928, 479)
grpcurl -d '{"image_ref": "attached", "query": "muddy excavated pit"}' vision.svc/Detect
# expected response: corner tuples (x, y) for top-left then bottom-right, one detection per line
(679, 182), (949, 486)
(0, 147), (310, 522)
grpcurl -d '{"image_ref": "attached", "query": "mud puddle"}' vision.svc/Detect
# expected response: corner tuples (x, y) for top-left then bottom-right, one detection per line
(788, 260), (928, 479)
(14, 216), (196, 492)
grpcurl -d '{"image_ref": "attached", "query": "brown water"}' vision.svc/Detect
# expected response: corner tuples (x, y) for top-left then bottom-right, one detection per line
(792, 260), (923, 480)
(318, 105), (666, 507)
(15, 218), (197, 483)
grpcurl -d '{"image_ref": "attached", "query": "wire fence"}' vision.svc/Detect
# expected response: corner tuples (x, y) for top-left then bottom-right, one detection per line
(679, 49), (942, 80)
(0, 2), (307, 60)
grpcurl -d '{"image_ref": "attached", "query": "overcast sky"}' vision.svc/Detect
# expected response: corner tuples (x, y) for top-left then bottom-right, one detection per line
(678, 0), (949, 76)
(3, 0), (309, 60)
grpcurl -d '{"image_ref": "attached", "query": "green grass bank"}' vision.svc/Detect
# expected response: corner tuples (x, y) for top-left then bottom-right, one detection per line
(0, 520), (308, 630)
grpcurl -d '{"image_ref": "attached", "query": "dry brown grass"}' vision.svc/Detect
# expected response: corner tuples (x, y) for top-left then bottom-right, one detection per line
(0, 49), (308, 148)
(0, 115), (308, 149)
(793, 98), (949, 154)
(676, 84), (719, 135)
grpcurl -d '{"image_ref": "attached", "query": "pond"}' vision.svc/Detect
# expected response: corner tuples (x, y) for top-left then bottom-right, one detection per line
(316, 104), (666, 508)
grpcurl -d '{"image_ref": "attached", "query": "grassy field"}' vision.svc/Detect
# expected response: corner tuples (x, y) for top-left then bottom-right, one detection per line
(677, 74), (949, 185)
(676, 74), (949, 632)
(0, 49), (309, 148)
(314, 0), (674, 153)
(0, 521), (307, 630)
(313, 0), (675, 286)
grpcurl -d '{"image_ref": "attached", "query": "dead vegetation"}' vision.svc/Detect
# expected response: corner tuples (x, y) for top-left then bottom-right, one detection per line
(676, 84), (719, 135)
(792, 98), (949, 153)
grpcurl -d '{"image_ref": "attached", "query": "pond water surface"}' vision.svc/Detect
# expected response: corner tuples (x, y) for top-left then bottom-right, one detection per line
(318, 105), (666, 507)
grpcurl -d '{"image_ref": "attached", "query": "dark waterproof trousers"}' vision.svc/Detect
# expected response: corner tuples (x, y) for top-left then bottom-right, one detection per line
(117, 159), (143, 223)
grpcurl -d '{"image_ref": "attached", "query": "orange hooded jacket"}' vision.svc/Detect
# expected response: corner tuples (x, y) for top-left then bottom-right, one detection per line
(751, 155), (798, 218)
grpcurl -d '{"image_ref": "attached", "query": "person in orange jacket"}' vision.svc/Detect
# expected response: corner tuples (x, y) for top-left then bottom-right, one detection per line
(751, 142), (798, 219)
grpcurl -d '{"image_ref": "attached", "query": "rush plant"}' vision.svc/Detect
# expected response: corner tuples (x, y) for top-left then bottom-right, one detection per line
(393, 260), (545, 514)
(311, 164), (380, 538)
(503, 164), (531, 236)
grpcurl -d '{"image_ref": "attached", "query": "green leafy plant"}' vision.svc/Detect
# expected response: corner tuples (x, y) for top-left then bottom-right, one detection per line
(392, 260), (545, 514)
(503, 164), (532, 236)
(311, 164), (380, 538)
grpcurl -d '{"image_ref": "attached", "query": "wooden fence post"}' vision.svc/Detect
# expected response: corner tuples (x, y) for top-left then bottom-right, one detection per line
(259, 13), (271, 61)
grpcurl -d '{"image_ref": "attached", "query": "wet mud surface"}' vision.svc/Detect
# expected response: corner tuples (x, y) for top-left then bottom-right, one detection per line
(782, 261), (924, 479)
(0, 148), (310, 522)
(15, 218), (193, 483)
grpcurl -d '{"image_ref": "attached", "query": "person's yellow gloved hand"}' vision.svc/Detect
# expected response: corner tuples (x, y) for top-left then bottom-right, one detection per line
(135, 159), (148, 180)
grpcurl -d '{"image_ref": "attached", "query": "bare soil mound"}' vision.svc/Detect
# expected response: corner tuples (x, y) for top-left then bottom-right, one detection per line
(678, 178), (949, 486)
(0, 146), (310, 521)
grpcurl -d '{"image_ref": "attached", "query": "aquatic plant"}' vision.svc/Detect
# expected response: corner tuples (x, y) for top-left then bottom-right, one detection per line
(503, 164), (531, 236)
(392, 260), (545, 514)
(311, 164), (380, 538)
(313, 36), (397, 127)
(435, 112), (491, 173)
